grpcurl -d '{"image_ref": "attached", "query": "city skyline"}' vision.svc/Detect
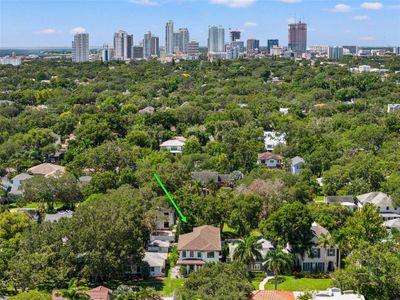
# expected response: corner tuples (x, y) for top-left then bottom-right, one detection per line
(1, 0), (400, 48)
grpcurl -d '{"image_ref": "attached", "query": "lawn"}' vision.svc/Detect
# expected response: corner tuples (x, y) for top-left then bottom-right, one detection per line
(137, 277), (185, 296)
(250, 272), (266, 289)
(264, 276), (332, 291)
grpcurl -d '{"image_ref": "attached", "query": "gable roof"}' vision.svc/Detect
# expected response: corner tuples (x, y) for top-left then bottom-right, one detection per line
(257, 152), (282, 161)
(27, 163), (65, 177)
(86, 286), (112, 300)
(383, 218), (400, 228)
(311, 222), (330, 238)
(177, 225), (221, 251)
(251, 290), (295, 300)
(357, 192), (393, 207)
(12, 173), (33, 182)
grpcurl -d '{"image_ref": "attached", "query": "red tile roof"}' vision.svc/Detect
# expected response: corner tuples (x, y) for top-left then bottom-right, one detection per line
(251, 290), (295, 300)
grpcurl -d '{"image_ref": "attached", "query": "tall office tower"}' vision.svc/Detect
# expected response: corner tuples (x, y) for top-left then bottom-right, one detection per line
(288, 21), (307, 53)
(343, 45), (357, 55)
(113, 30), (132, 60)
(328, 46), (344, 60)
(246, 39), (260, 54)
(178, 28), (190, 53)
(143, 31), (152, 58)
(165, 20), (174, 55)
(173, 32), (181, 53)
(208, 26), (225, 53)
(133, 46), (144, 59)
(101, 44), (112, 62)
(72, 33), (89, 62)
(126, 34), (133, 59)
(394, 47), (400, 55)
(267, 39), (279, 52)
(230, 30), (241, 42)
(151, 36), (160, 57)
(187, 41), (200, 59)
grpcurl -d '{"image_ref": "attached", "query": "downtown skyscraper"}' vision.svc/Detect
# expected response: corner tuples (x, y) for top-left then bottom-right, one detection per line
(208, 26), (225, 53)
(288, 21), (307, 53)
(113, 30), (133, 60)
(165, 20), (174, 55)
(72, 33), (89, 62)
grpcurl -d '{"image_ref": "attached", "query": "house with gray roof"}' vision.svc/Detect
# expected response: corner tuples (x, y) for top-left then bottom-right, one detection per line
(357, 192), (400, 220)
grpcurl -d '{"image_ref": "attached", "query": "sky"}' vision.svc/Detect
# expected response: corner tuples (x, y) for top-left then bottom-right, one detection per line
(0, 0), (399, 48)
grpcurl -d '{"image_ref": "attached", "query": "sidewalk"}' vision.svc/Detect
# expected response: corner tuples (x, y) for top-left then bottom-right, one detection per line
(259, 276), (274, 290)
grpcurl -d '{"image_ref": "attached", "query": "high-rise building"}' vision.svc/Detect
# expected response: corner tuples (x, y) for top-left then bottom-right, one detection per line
(101, 44), (112, 62)
(328, 46), (344, 60)
(127, 34), (133, 59)
(133, 46), (144, 59)
(267, 39), (279, 52)
(230, 41), (244, 53)
(144, 31), (152, 58)
(288, 21), (307, 53)
(151, 36), (160, 57)
(208, 26), (225, 53)
(173, 32), (180, 53)
(113, 30), (133, 60)
(229, 30), (241, 42)
(226, 44), (240, 59)
(72, 33), (89, 62)
(187, 41), (200, 60)
(165, 20), (174, 55)
(246, 39), (260, 54)
(343, 45), (357, 55)
(394, 47), (400, 55)
(178, 28), (190, 53)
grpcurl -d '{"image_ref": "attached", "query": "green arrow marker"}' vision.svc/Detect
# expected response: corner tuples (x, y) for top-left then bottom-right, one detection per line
(153, 173), (187, 223)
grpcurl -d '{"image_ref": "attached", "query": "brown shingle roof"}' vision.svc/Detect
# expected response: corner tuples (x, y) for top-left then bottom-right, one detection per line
(27, 163), (65, 177)
(251, 290), (295, 300)
(257, 152), (282, 161)
(86, 286), (112, 300)
(177, 225), (221, 251)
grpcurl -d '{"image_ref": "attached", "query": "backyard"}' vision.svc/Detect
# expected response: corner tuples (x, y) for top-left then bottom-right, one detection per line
(264, 276), (332, 291)
(136, 277), (186, 296)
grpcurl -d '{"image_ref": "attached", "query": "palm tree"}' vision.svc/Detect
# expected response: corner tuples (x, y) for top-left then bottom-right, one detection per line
(318, 232), (334, 272)
(233, 236), (262, 268)
(266, 247), (293, 290)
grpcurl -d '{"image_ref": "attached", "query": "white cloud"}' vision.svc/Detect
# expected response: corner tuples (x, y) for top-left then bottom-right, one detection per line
(359, 36), (374, 41)
(209, 0), (256, 8)
(34, 28), (56, 35)
(361, 2), (383, 10)
(277, 0), (302, 3)
(353, 15), (369, 20)
(332, 4), (352, 13)
(129, 0), (159, 6)
(244, 21), (257, 27)
(70, 27), (86, 34)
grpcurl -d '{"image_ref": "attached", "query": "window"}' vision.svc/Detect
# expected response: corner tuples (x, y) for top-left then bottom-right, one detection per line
(386, 206), (390, 210)
(327, 248), (335, 257)
(315, 263), (325, 272)
(312, 248), (321, 258)
(303, 262), (312, 272)
(253, 263), (261, 270)
(182, 251), (186, 258)
(164, 212), (169, 216)
(207, 252), (215, 258)
(150, 267), (155, 272)
(190, 251), (194, 258)
(269, 160), (275, 163)
(197, 252), (202, 258)
(164, 222), (169, 229)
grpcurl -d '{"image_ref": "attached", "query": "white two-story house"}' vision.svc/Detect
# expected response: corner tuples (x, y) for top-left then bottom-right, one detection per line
(177, 225), (221, 274)
(264, 131), (286, 152)
(296, 222), (339, 273)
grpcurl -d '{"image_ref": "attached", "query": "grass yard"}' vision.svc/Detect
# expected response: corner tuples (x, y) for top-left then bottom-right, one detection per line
(250, 272), (266, 289)
(264, 276), (332, 291)
(137, 277), (185, 296)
